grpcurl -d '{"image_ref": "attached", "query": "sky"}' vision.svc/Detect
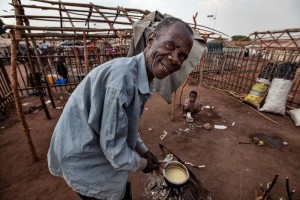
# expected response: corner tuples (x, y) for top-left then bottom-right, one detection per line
(1, 0), (300, 38)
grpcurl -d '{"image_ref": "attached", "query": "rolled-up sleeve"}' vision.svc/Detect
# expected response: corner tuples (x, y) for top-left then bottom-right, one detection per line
(135, 133), (148, 155)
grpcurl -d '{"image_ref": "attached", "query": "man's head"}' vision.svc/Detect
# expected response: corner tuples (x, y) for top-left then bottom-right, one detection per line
(144, 17), (194, 81)
(189, 91), (197, 102)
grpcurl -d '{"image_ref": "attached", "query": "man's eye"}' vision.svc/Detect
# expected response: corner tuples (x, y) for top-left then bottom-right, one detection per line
(166, 43), (174, 50)
(179, 55), (186, 62)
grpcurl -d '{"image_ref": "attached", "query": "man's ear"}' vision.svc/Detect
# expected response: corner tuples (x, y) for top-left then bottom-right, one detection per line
(147, 32), (156, 46)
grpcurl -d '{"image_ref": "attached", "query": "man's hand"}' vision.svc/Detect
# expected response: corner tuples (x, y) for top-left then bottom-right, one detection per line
(143, 158), (159, 173)
(142, 151), (159, 163)
(142, 151), (160, 174)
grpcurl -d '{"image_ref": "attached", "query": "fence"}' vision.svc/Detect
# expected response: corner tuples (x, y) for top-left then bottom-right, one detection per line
(0, 45), (127, 117)
(1, 46), (300, 119)
(193, 48), (300, 108)
(0, 58), (14, 118)
(10, 45), (127, 93)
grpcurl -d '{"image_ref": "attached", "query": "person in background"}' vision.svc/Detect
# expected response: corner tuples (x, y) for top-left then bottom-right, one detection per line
(47, 17), (194, 200)
(244, 48), (249, 57)
(56, 57), (68, 82)
(41, 40), (48, 53)
(183, 90), (203, 116)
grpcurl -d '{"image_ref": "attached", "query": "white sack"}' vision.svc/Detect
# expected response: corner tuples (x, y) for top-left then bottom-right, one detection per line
(287, 108), (300, 126)
(259, 78), (292, 115)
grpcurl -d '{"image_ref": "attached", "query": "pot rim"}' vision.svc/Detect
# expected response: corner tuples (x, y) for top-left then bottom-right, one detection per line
(163, 160), (189, 186)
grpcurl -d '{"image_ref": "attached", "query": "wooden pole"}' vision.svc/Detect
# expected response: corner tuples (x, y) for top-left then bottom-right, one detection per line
(10, 0), (39, 162)
(179, 78), (189, 105)
(198, 57), (204, 100)
(170, 90), (177, 121)
(10, 29), (39, 162)
(83, 31), (89, 74)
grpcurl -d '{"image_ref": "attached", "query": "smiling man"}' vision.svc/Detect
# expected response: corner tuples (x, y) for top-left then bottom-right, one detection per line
(47, 17), (193, 200)
(144, 19), (193, 80)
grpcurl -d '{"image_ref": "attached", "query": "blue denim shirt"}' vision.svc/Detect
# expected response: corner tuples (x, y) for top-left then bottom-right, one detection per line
(47, 53), (153, 199)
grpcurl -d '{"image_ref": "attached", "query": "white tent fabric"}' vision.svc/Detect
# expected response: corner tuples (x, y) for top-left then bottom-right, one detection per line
(0, 37), (11, 48)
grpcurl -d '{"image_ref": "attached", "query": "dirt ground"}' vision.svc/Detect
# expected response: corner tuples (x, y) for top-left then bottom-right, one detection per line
(0, 85), (299, 200)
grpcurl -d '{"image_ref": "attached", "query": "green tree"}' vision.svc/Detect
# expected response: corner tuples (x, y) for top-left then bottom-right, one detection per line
(231, 35), (250, 41)
(0, 18), (6, 34)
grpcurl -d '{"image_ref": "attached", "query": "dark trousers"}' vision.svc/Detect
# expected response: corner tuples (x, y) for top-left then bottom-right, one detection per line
(77, 181), (132, 200)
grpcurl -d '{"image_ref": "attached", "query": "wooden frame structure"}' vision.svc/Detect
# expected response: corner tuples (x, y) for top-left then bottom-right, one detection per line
(1, 0), (230, 161)
(247, 28), (300, 50)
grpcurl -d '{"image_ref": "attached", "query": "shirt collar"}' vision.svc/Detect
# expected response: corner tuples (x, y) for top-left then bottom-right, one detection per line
(136, 53), (154, 95)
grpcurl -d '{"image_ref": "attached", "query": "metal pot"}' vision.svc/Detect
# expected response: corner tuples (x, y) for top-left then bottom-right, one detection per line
(163, 161), (189, 188)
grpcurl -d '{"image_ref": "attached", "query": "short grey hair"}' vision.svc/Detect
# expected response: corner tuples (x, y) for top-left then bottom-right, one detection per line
(154, 17), (193, 38)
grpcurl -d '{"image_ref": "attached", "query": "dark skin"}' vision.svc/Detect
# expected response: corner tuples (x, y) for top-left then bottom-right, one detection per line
(144, 22), (194, 82)
(142, 22), (193, 173)
(184, 93), (202, 114)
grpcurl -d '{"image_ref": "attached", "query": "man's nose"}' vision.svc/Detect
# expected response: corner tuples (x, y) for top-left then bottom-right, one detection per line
(167, 51), (180, 65)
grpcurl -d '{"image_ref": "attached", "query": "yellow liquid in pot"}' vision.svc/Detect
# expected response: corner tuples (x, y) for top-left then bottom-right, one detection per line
(165, 167), (187, 184)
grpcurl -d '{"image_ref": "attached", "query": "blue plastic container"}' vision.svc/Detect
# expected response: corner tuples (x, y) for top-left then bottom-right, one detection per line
(55, 79), (66, 85)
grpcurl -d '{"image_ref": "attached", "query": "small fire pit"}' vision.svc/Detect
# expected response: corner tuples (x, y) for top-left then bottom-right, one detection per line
(142, 174), (211, 200)
(139, 144), (211, 199)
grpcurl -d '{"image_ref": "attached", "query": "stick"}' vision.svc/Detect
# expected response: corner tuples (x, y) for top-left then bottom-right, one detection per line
(262, 174), (279, 198)
(201, 83), (279, 124)
(286, 177), (295, 200)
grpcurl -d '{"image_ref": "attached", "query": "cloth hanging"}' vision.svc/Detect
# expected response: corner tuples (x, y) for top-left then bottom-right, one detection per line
(127, 11), (206, 103)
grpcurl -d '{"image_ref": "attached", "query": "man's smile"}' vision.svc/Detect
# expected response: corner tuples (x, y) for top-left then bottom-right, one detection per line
(160, 61), (171, 74)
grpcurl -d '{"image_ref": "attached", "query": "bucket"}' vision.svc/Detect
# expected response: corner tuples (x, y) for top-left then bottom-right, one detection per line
(47, 76), (55, 85)
(55, 79), (66, 85)
(47, 74), (58, 85)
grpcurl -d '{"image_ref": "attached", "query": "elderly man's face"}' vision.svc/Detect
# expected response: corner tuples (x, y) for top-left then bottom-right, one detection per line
(145, 22), (193, 80)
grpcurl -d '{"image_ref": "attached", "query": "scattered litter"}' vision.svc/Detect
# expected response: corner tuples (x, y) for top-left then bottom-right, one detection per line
(186, 112), (193, 123)
(214, 124), (227, 130)
(183, 128), (190, 133)
(204, 105), (215, 109)
(24, 105), (43, 114)
(45, 100), (52, 104)
(194, 124), (202, 128)
(33, 109), (40, 113)
(232, 122), (235, 126)
(251, 133), (286, 148)
(160, 154), (173, 163)
(148, 128), (153, 131)
(189, 124), (195, 129)
(283, 141), (288, 146)
(258, 141), (265, 146)
(59, 96), (64, 100)
(184, 162), (205, 169)
(55, 106), (63, 109)
(203, 123), (212, 130)
(22, 103), (30, 106)
(145, 107), (149, 111)
(160, 130), (168, 140)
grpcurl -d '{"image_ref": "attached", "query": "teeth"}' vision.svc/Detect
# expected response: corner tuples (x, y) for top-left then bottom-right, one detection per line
(162, 63), (168, 71)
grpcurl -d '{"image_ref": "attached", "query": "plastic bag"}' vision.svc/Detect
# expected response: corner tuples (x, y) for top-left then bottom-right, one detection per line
(243, 78), (270, 108)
